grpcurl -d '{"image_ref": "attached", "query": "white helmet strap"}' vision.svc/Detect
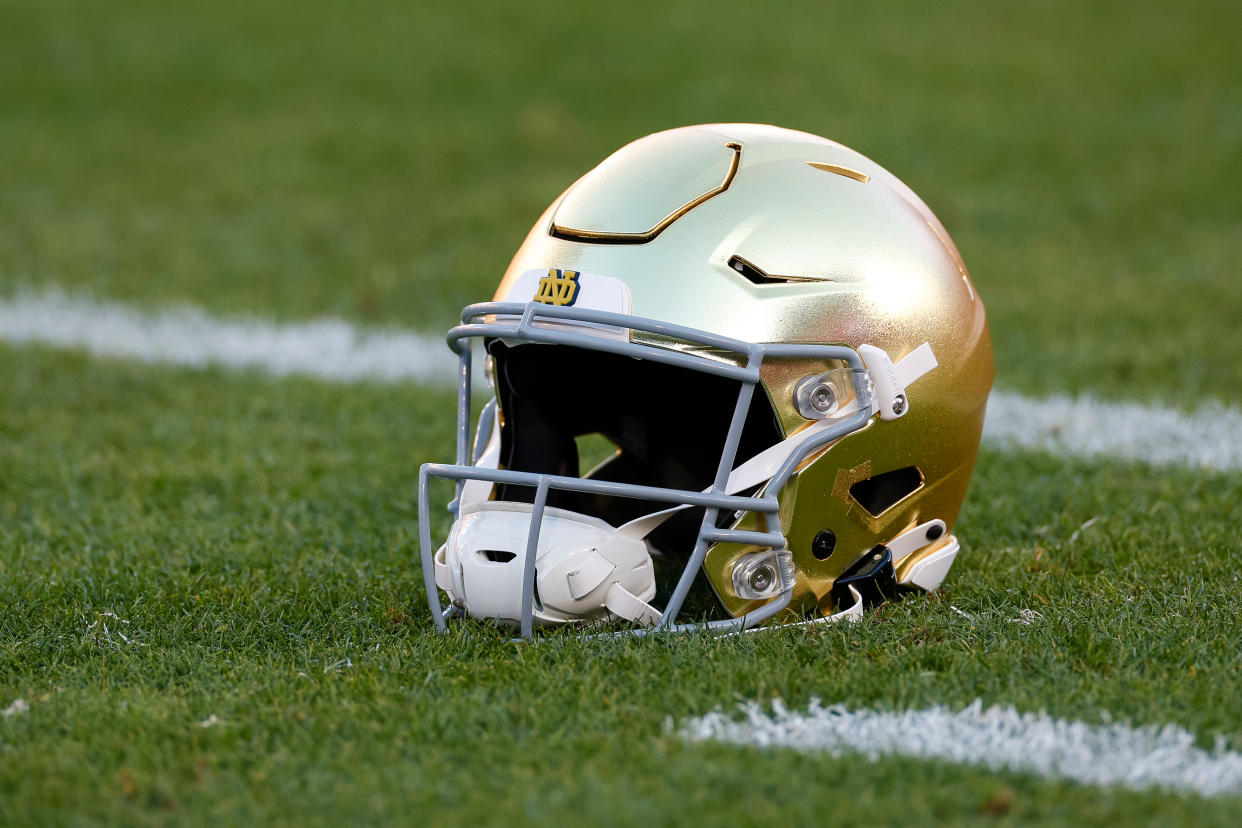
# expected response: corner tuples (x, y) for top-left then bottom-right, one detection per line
(860, 341), (938, 421)
(604, 582), (661, 627)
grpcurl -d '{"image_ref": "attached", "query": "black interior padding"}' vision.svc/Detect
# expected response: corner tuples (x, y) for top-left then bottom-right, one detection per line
(849, 466), (924, 517)
(487, 341), (782, 558)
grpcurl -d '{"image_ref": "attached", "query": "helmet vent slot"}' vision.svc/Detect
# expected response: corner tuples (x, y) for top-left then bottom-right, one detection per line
(727, 255), (800, 286)
(479, 549), (517, 564)
(849, 466), (924, 517)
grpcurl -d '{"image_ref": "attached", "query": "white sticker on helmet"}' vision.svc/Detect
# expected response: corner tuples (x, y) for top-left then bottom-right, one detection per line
(501, 269), (634, 340)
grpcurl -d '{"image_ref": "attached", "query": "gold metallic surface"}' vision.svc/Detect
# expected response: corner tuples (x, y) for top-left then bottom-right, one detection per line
(831, 461), (873, 503)
(807, 161), (870, 183)
(532, 268), (582, 306)
(551, 133), (741, 243)
(494, 124), (995, 620)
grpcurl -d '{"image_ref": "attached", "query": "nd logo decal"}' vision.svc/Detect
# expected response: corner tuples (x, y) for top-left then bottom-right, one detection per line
(533, 269), (582, 306)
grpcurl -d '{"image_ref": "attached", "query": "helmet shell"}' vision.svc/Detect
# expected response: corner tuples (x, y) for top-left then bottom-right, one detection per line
(495, 124), (993, 617)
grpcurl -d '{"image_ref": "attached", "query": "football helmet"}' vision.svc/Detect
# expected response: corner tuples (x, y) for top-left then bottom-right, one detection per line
(419, 123), (992, 637)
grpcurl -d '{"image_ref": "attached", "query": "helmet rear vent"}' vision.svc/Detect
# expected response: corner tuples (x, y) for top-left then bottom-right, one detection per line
(849, 466), (924, 517)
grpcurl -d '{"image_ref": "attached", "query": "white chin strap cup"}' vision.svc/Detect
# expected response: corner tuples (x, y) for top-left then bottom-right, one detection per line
(433, 501), (660, 628)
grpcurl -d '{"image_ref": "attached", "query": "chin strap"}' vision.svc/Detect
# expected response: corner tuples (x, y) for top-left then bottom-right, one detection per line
(604, 582), (662, 627)
(563, 547), (662, 627)
(809, 585), (865, 625)
(859, 342), (938, 421)
(728, 585), (864, 637)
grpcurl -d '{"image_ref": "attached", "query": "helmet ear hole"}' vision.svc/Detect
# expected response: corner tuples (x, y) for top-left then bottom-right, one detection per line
(811, 530), (837, 560)
(849, 466), (924, 517)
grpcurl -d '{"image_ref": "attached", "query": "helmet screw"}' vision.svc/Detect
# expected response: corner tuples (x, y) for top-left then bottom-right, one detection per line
(748, 565), (774, 594)
(811, 529), (836, 560)
(732, 552), (783, 599)
(810, 383), (836, 413)
(891, 394), (907, 416)
(794, 374), (841, 419)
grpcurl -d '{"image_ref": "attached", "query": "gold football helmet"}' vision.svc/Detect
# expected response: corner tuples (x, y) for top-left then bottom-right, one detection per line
(419, 123), (993, 636)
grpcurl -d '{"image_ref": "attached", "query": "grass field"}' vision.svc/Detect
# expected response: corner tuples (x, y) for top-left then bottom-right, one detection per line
(2, 0), (1240, 824)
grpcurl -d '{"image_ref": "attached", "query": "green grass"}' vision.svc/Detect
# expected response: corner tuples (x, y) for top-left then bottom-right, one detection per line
(1, 0), (1239, 400)
(2, 347), (1241, 824)
(2, 0), (1241, 823)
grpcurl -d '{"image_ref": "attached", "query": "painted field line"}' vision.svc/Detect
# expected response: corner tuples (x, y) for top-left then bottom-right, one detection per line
(985, 391), (1242, 472)
(2, 288), (1240, 470)
(681, 699), (1242, 798)
(0, 287), (458, 385)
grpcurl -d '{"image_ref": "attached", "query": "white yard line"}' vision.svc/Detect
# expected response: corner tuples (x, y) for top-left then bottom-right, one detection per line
(681, 699), (1242, 798)
(985, 391), (1242, 472)
(0, 288), (457, 385)
(2, 288), (1240, 470)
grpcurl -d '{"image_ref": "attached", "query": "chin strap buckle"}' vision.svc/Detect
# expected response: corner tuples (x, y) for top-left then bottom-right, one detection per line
(859, 342), (938, 421)
(831, 545), (900, 611)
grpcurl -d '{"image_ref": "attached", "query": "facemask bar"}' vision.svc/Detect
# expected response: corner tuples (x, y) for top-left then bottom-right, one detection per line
(419, 300), (876, 638)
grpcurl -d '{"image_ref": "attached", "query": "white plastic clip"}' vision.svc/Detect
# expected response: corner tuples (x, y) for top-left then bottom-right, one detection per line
(806, 585), (865, 626)
(566, 551), (616, 600)
(899, 537), (960, 592)
(858, 342), (938, 421)
(887, 519), (948, 564)
(604, 583), (661, 627)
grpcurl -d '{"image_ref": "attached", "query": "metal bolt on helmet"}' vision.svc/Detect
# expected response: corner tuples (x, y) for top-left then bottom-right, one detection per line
(419, 124), (993, 638)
